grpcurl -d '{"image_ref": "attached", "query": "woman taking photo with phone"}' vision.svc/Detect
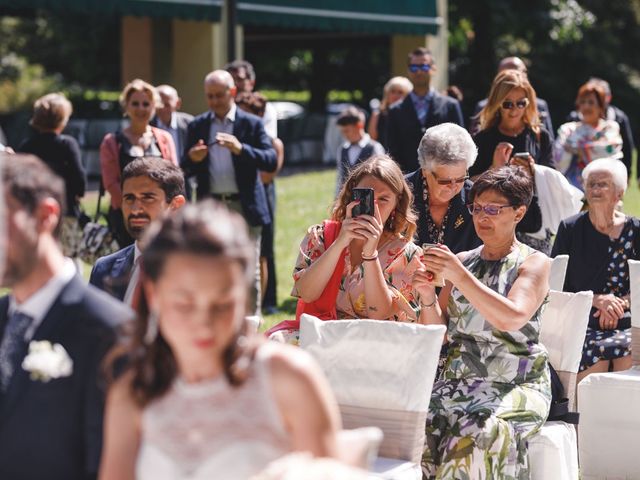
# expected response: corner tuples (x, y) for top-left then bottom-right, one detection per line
(268, 155), (425, 344)
(471, 69), (553, 178)
(415, 166), (551, 479)
(99, 201), (340, 479)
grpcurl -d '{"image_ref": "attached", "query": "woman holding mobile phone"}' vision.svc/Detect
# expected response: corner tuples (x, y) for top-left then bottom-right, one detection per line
(269, 155), (426, 344)
(471, 69), (554, 178)
(415, 166), (551, 479)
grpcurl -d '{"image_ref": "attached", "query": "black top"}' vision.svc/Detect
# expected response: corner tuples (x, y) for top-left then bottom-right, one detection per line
(18, 131), (86, 216)
(471, 125), (553, 178)
(551, 212), (640, 293)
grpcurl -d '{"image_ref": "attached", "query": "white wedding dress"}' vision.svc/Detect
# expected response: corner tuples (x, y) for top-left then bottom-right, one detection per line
(135, 345), (291, 479)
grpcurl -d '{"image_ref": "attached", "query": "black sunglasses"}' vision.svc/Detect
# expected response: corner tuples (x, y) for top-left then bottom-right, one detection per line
(501, 99), (529, 110)
(430, 171), (469, 186)
(467, 203), (514, 216)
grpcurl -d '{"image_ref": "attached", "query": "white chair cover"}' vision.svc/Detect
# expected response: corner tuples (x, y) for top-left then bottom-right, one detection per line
(549, 255), (569, 292)
(529, 290), (592, 480)
(299, 314), (446, 478)
(629, 260), (640, 365)
(578, 368), (640, 479)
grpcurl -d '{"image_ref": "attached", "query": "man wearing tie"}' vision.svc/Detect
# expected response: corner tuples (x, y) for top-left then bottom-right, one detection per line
(90, 157), (186, 302)
(386, 47), (464, 173)
(0, 154), (131, 479)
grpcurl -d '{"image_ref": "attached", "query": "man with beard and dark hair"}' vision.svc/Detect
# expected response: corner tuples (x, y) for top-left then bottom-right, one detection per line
(0, 153), (131, 479)
(90, 157), (185, 302)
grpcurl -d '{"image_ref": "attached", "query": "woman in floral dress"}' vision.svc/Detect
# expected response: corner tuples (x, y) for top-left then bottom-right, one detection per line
(272, 155), (425, 344)
(553, 81), (623, 190)
(414, 166), (551, 479)
(552, 158), (639, 382)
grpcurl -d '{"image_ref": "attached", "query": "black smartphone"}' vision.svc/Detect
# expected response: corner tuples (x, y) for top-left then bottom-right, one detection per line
(352, 188), (374, 217)
(512, 152), (530, 159)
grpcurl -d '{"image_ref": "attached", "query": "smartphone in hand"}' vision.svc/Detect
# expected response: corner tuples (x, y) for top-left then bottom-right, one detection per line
(352, 188), (374, 217)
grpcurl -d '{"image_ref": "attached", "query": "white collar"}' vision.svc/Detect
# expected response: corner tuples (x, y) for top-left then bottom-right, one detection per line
(158, 112), (178, 130)
(342, 133), (371, 150)
(133, 242), (142, 264)
(8, 259), (77, 339)
(213, 103), (237, 123)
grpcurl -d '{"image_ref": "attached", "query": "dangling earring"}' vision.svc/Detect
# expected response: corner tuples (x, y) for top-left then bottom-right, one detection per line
(386, 211), (396, 230)
(144, 310), (159, 344)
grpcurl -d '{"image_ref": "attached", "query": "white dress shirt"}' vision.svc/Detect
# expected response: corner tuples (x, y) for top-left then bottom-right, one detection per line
(157, 112), (181, 159)
(8, 259), (77, 342)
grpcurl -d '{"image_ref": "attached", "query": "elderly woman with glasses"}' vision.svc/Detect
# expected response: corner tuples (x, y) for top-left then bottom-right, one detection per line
(471, 69), (554, 178)
(416, 166), (551, 479)
(405, 123), (482, 254)
(552, 158), (639, 382)
(553, 82), (623, 190)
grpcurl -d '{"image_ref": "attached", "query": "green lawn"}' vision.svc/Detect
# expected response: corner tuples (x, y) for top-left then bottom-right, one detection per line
(80, 163), (640, 331)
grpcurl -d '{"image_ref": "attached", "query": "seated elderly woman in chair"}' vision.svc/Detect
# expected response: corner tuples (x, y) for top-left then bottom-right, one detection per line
(552, 157), (640, 382)
(268, 155), (426, 344)
(416, 166), (551, 479)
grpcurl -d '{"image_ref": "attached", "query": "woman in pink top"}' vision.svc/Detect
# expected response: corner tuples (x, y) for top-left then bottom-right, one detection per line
(100, 79), (178, 246)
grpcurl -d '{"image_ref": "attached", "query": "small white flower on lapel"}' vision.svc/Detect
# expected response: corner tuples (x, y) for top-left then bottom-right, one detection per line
(21, 340), (73, 382)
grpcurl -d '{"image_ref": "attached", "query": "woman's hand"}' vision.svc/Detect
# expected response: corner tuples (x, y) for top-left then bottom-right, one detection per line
(413, 267), (438, 302)
(334, 201), (368, 249)
(593, 293), (627, 330)
(492, 142), (514, 169)
(421, 244), (467, 285)
(351, 202), (385, 256)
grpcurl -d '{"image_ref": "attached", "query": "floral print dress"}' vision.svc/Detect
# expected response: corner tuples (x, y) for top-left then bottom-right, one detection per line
(423, 243), (551, 480)
(580, 220), (635, 371)
(553, 119), (622, 191)
(279, 223), (425, 344)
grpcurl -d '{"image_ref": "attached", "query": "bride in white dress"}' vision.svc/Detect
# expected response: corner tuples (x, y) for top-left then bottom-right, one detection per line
(98, 201), (341, 480)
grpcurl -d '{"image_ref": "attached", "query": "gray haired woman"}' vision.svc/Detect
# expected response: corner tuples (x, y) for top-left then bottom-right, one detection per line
(552, 157), (640, 382)
(404, 123), (481, 253)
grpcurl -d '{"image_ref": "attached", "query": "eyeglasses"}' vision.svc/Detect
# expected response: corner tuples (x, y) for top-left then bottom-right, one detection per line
(467, 203), (513, 216)
(430, 171), (469, 186)
(408, 64), (432, 73)
(501, 99), (529, 110)
(586, 181), (611, 190)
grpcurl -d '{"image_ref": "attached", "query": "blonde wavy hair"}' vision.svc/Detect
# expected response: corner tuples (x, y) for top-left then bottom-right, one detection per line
(332, 155), (417, 240)
(479, 69), (541, 136)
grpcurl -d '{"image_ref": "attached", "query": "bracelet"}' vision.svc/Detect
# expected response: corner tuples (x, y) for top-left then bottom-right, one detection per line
(361, 251), (378, 261)
(420, 297), (437, 309)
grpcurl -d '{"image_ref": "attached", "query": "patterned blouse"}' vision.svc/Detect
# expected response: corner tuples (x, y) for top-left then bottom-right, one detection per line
(422, 176), (451, 245)
(553, 119), (622, 190)
(291, 223), (425, 322)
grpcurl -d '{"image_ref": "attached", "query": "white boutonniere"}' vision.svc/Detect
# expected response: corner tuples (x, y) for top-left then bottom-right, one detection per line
(21, 340), (73, 382)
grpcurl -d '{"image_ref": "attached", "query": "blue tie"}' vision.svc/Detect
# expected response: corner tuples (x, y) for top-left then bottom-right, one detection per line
(0, 311), (33, 392)
(415, 96), (427, 126)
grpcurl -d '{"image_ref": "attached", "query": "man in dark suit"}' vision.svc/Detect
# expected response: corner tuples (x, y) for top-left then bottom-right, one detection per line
(566, 77), (636, 184)
(386, 47), (465, 173)
(90, 157), (186, 302)
(183, 69), (277, 314)
(151, 84), (195, 200)
(469, 56), (554, 137)
(0, 154), (131, 480)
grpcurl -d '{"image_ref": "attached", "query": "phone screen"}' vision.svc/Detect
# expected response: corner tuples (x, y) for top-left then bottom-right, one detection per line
(352, 188), (374, 217)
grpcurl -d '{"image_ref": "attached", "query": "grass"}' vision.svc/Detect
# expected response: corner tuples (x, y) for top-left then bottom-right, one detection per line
(79, 162), (640, 331)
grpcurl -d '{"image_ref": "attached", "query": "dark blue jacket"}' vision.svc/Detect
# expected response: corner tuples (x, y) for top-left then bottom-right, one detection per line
(0, 276), (131, 480)
(405, 171), (481, 254)
(182, 107), (277, 226)
(89, 244), (135, 302)
(387, 92), (464, 173)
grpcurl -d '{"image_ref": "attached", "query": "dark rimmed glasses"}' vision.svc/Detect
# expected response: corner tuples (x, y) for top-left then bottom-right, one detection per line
(430, 171), (469, 186)
(467, 203), (514, 216)
(501, 99), (529, 110)
(408, 64), (432, 73)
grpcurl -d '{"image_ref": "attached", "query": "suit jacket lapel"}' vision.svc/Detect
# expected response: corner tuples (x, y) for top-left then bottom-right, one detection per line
(0, 276), (84, 422)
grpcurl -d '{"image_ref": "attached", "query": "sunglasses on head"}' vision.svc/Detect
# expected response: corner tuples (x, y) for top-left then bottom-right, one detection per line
(501, 99), (529, 110)
(408, 64), (432, 73)
(467, 203), (513, 216)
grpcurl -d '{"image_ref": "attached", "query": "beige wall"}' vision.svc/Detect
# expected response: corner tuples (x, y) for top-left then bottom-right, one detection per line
(390, 0), (449, 91)
(121, 17), (153, 86)
(120, 16), (244, 115)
